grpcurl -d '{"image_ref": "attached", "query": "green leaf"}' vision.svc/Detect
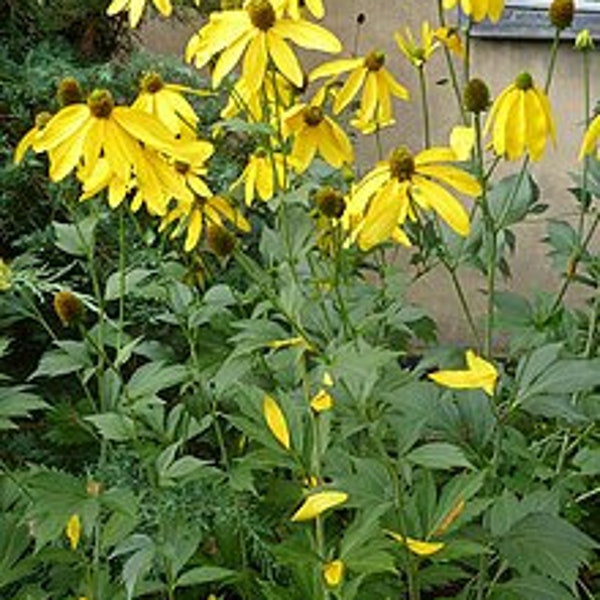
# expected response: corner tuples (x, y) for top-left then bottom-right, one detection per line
(53, 216), (97, 257)
(86, 413), (136, 442)
(487, 172), (540, 229)
(0, 515), (37, 589)
(406, 443), (474, 470)
(0, 386), (49, 430)
(104, 268), (154, 301)
(176, 565), (236, 587)
(495, 575), (577, 600)
(573, 447), (600, 475)
(30, 340), (91, 379)
(497, 513), (596, 588)
(126, 362), (188, 399)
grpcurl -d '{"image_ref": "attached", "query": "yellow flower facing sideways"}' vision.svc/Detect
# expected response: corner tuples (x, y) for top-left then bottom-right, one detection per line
(185, 0), (341, 91)
(484, 72), (556, 161)
(262, 394), (291, 449)
(443, 0), (505, 23)
(344, 146), (481, 251)
(386, 530), (445, 557)
(232, 150), (288, 205)
(428, 349), (498, 396)
(132, 72), (199, 139)
(579, 114), (600, 159)
(323, 559), (344, 587)
(282, 102), (354, 172)
(310, 50), (409, 131)
(291, 490), (348, 521)
(107, 0), (172, 28)
(395, 22), (438, 69)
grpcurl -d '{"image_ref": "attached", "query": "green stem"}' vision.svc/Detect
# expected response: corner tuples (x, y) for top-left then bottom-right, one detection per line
(418, 66), (431, 148)
(449, 266), (482, 349)
(544, 29), (562, 94)
(464, 19), (472, 83)
(116, 205), (126, 355)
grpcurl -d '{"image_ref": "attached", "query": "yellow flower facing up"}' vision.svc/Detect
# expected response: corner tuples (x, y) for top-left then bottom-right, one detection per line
(291, 490), (348, 521)
(160, 193), (250, 252)
(282, 102), (354, 172)
(185, 0), (341, 91)
(428, 349), (498, 396)
(395, 22), (438, 69)
(107, 0), (172, 28)
(344, 146), (481, 251)
(232, 150), (287, 205)
(443, 0), (505, 23)
(262, 394), (291, 449)
(66, 514), (81, 550)
(484, 72), (556, 161)
(579, 114), (600, 159)
(386, 530), (445, 557)
(310, 50), (409, 130)
(276, 0), (324, 20)
(323, 559), (344, 587)
(133, 72), (199, 139)
(310, 389), (334, 412)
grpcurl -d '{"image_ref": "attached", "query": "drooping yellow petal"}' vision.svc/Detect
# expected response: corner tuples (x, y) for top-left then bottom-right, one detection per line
(332, 67), (367, 114)
(291, 490), (348, 521)
(262, 394), (291, 450)
(36, 105), (90, 151)
(212, 29), (254, 89)
(428, 349), (498, 396)
(504, 90), (526, 160)
(579, 114), (600, 159)
(267, 31), (304, 88)
(449, 125), (475, 161)
(416, 163), (481, 197)
(66, 514), (81, 550)
(386, 530), (445, 556)
(310, 58), (363, 81)
(273, 19), (342, 53)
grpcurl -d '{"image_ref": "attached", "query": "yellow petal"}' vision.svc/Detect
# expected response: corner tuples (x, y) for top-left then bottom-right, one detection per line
(66, 514), (81, 550)
(310, 58), (363, 81)
(429, 349), (498, 396)
(212, 29), (254, 89)
(323, 559), (344, 587)
(14, 127), (38, 164)
(262, 394), (291, 449)
(242, 33), (268, 91)
(579, 115), (600, 159)
(36, 105), (90, 151)
(416, 164), (481, 197)
(386, 530), (445, 556)
(449, 125), (475, 161)
(310, 389), (334, 412)
(504, 90), (526, 160)
(333, 67), (366, 114)
(185, 208), (203, 251)
(273, 19), (342, 53)
(267, 31), (304, 88)
(291, 490), (348, 521)
(153, 0), (172, 16)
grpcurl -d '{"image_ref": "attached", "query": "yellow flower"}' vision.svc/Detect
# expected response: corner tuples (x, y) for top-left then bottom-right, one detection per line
(395, 22), (438, 69)
(66, 514), (81, 550)
(14, 112), (53, 164)
(310, 50), (409, 130)
(310, 389), (334, 412)
(291, 490), (348, 521)
(276, 0), (324, 20)
(428, 349), (498, 396)
(161, 193), (250, 252)
(232, 150), (287, 205)
(323, 559), (344, 587)
(386, 530), (445, 556)
(443, 0), (505, 23)
(345, 146), (480, 251)
(433, 26), (465, 58)
(34, 89), (190, 185)
(185, 0), (341, 90)
(107, 0), (172, 28)
(0, 259), (12, 291)
(282, 102), (353, 172)
(450, 125), (475, 160)
(132, 72), (199, 139)
(484, 72), (556, 161)
(262, 394), (291, 449)
(579, 114), (600, 159)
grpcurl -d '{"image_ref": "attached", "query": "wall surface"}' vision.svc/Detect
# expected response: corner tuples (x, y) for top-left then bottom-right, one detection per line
(140, 1), (600, 345)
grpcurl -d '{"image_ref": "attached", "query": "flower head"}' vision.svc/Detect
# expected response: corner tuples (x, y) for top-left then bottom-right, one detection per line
(276, 0), (324, 20)
(395, 22), (437, 69)
(484, 72), (556, 161)
(310, 50), (409, 131)
(232, 150), (287, 205)
(428, 349), (498, 396)
(434, 27), (465, 58)
(291, 490), (348, 521)
(185, 0), (341, 91)
(310, 389), (334, 412)
(575, 29), (594, 52)
(53, 291), (84, 326)
(133, 72), (199, 138)
(57, 77), (84, 107)
(282, 101), (353, 172)
(345, 146), (480, 251)
(107, 0), (172, 28)
(548, 0), (574, 30)
(443, 0), (505, 23)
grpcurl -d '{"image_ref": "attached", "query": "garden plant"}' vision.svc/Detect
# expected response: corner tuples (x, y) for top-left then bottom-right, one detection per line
(1, 0), (600, 598)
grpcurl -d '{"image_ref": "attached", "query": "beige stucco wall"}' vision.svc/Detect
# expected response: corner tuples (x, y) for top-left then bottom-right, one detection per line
(140, 2), (599, 345)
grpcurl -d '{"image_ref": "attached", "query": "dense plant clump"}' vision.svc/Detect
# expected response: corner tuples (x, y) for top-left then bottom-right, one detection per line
(1, 0), (599, 599)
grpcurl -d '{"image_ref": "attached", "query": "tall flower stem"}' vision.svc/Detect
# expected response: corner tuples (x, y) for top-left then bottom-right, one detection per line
(418, 66), (431, 148)
(436, 0), (468, 124)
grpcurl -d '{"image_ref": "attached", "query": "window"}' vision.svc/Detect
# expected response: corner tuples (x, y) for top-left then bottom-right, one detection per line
(468, 0), (600, 39)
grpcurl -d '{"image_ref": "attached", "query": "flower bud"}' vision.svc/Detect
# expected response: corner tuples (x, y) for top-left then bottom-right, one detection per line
(206, 225), (236, 257)
(57, 77), (84, 107)
(575, 29), (594, 51)
(315, 186), (346, 219)
(53, 290), (84, 326)
(463, 78), (490, 113)
(548, 0), (574, 30)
